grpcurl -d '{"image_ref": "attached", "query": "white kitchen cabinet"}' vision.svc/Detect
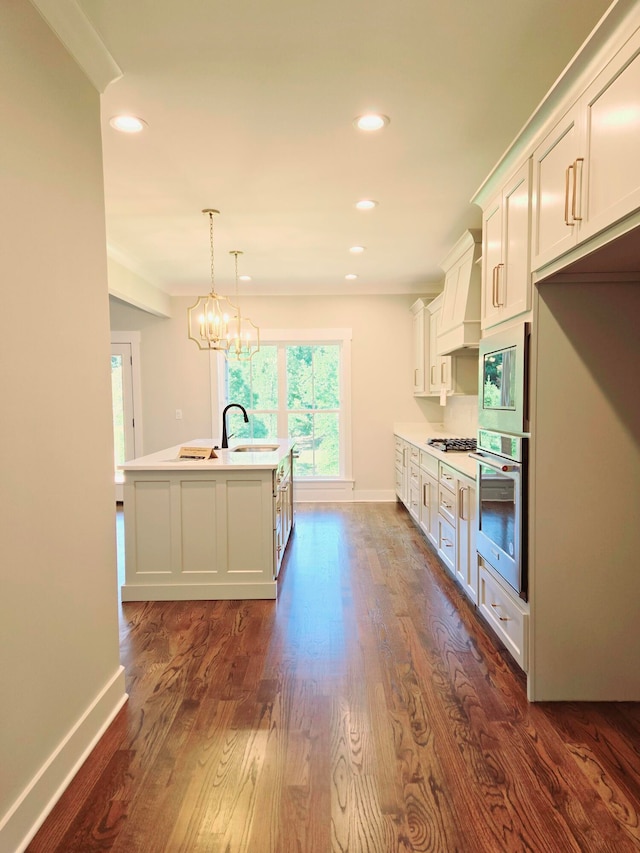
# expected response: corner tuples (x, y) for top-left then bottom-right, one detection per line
(408, 444), (421, 522)
(419, 450), (438, 547)
(438, 229), (482, 352)
(394, 436), (409, 505)
(455, 476), (478, 604)
(478, 560), (529, 671)
(120, 441), (296, 601)
(427, 295), (453, 395)
(436, 462), (457, 575)
(274, 452), (294, 577)
(532, 27), (640, 271)
(410, 298), (429, 394)
(482, 160), (532, 330)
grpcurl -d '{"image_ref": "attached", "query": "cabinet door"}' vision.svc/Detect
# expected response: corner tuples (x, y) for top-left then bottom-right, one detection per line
(456, 483), (477, 603)
(481, 193), (502, 329)
(427, 305), (452, 395)
(531, 104), (582, 271)
(412, 307), (425, 393)
(428, 308), (440, 394)
(582, 33), (640, 241)
(500, 160), (531, 323)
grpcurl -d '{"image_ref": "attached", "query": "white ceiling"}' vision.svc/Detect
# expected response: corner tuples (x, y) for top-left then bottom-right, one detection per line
(69, 0), (613, 295)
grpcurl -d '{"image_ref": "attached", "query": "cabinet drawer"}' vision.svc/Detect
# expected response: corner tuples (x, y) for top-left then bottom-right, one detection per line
(394, 435), (403, 451)
(420, 449), (438, 476)
(438, 484), (457, 527)
(478, 564), (529, 671)
(409, 443), (420, 462)
(409, 461), (420, 487)
(438, 517), (456, 575)
(408, 482), (420, 520)
(395, 448), (404, 470)
(439, 462), (457, 494)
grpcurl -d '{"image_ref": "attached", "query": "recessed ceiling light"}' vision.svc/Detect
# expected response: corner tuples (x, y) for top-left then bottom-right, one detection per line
(355, 199), (378, 210)
(109, 115), (147, 133)
(345, 274), (358, 280)
(354, 114), (390, 132)
(349, 246), (366, 254)
(239, 275), (252, 281)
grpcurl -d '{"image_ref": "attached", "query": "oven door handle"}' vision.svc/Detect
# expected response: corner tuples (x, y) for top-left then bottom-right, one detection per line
(469, 452), (520, 473)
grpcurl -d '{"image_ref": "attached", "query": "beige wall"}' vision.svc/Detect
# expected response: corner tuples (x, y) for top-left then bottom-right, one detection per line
(110, 293), (444, 496)
(0, 3), (125, 849)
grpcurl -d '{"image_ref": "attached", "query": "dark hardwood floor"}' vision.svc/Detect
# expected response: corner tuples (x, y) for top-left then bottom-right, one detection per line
(28, 503), (640, 852)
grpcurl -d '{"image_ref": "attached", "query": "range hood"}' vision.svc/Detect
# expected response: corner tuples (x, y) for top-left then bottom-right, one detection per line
(436, 229), (482, 356)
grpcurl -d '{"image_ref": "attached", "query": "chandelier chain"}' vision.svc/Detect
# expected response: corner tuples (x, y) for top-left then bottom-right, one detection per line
(209, 211), (215, 292)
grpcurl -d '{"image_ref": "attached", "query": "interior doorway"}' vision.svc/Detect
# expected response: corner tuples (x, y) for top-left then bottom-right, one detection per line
(111, 333), (142, 501)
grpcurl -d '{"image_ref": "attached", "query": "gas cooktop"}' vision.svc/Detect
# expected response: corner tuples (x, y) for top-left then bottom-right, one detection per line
(427, 438), (477, 452)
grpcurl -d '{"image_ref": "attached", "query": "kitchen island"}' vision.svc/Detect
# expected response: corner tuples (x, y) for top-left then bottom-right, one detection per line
(120, 439), (295, 601)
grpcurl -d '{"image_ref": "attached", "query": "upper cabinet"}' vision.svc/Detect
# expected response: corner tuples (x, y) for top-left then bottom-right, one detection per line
(411, 297), (429, 394)
(482, 160), (532, 330)
(437, 229), (482, 354)
(532, 27), (640, 272)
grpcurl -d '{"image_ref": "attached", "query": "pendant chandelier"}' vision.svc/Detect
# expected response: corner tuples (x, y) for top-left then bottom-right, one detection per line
(226, 249), (260, 361)
(187, 209), (259, 359)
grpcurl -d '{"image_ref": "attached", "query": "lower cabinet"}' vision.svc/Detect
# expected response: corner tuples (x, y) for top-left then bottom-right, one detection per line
(437, 515), (456, 575)
(455, 476), (478, 603)
(274, 452), (294, 577)
(478, 560), (529, 671)
(394, 433), (527, 671)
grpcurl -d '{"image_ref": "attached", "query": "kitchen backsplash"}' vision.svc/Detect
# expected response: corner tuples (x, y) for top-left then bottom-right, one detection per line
(443, 395), (478, 436)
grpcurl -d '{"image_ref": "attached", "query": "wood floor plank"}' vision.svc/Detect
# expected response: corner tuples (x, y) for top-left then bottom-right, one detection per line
(27, 502), (640, 852)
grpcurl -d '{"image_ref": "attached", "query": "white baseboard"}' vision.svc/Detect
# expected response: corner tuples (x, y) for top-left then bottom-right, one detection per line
(2, 666), (128, 853)
(121, 581), (277, 601)
(352, 490), (396, 502)
(294, 480), (355, 502)
(294, 481), (396, 502)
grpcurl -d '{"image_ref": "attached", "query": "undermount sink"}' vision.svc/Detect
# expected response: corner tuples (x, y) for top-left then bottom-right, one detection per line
(231, 444), (279, 453)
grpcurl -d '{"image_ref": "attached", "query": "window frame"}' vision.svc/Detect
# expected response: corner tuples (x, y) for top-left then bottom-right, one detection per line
(215, 328), (352, 483)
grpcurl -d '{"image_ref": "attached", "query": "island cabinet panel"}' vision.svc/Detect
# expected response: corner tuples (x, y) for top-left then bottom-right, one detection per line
(130, 480), (173, 576)
(225, 477), (273, 575)
(180, 480), (221, 577)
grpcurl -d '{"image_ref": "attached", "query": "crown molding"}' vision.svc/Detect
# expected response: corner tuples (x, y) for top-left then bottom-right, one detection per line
(29, 0), (122, 92)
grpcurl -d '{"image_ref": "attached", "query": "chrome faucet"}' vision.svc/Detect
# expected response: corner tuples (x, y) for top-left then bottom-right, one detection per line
(221, 403), (249, 448)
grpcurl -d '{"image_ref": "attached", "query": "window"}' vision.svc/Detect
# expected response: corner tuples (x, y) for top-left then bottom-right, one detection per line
(223, 331), (350, 480)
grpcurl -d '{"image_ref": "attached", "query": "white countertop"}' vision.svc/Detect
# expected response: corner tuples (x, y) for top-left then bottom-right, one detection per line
(393, 423), (477, 480)
(120, 438), (296, 472)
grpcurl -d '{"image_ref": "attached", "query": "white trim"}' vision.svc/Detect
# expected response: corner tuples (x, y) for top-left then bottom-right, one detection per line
(353, 490), (397, 502)
(294, 479), (354, 502)
(110, 332), (143, 459)
(29, 0), (122, 93)
(2, 668), (128, 853)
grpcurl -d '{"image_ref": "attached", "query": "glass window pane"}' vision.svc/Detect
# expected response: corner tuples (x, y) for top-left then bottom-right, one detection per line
(287, 345), (313, 409)
(314, 412), (340, 475)
(313, 345), (340, 408)
(250, 346), (278, 409)
(227, 360), (251, 408)
(250, 413), (278, 439)
(288, 412), (313, 476)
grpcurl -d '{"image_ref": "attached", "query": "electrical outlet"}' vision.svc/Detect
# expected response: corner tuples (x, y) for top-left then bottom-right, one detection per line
(175, 409), (183, 419)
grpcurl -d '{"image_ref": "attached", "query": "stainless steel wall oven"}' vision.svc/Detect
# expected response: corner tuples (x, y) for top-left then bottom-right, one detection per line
(471, 430), (528, 601)
(478, 322), (530, 435)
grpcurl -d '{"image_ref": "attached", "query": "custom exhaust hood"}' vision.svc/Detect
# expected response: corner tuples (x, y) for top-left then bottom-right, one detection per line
(436, 229), (482, 356)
